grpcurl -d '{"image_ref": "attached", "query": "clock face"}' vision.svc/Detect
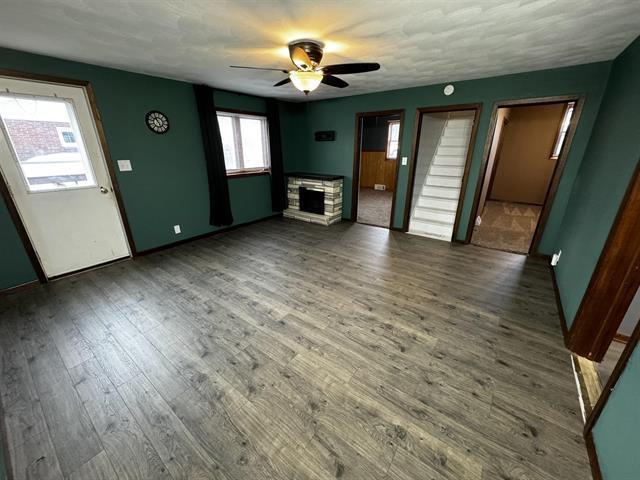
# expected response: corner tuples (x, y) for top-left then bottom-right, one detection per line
(443, 84), (455, 96)
(145, 111), (169, 134)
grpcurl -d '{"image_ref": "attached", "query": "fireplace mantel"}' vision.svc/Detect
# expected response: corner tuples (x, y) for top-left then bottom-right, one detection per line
(283, 174), (343, 226)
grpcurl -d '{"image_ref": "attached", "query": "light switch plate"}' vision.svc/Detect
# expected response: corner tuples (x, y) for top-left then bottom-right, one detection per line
(174, 225), (181, 234)
(117, 159), (132, 172)
(401, 156), (408, 166)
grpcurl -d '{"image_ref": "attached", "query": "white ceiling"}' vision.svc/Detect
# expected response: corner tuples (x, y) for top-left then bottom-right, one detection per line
(1, 1), (639, 102)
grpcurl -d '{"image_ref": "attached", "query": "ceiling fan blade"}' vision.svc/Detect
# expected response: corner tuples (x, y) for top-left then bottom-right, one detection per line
(230, 65), (289, 73)
(290, 46), (313, 70)
(321, 75), (349, 88)
(320, 63), (380, 75)
(274, 77), (291, 87)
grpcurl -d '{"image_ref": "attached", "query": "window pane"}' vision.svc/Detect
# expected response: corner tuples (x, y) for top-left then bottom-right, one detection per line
(240, 117), (268, 169)
(217, 115), (238, 170)
(0, 95), (96, 192)
(387, 121), (400, 159)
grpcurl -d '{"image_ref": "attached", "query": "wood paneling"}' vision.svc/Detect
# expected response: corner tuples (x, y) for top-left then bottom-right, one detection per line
(0, 218), (591, 479)
(359, 151), (397, 191)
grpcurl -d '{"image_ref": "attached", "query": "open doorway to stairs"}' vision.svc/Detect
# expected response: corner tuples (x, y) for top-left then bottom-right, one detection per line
(404, 104), (480, 241)
(352, 110), (404, 228)
(469, 96), (583, 255)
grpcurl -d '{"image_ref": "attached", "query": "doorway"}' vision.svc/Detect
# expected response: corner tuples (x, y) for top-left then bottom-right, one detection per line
(404, 104), (481, 241)
(469, 96), (582, 255)
(351, 110), (403, 228)
(0, 75), (131, 279)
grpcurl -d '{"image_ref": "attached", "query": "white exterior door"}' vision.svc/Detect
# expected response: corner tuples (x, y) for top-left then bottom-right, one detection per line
(0, 76), (130, 278)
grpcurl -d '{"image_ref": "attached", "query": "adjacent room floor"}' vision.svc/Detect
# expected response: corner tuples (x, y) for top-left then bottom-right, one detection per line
(472, 200), (542, 254)
(357, 187), (393, 227)
(0, 219), (590, 479)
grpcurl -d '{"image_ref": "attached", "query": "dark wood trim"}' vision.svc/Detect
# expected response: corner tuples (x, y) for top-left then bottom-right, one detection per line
(0, 68), (88, 87)
(137, 213), (282, 256)
(351, 109), (405, 229)
(568, 160), (640, 360)
(549, 265), (570, 347)
(584, 431), (603, 480)
(0, 279), (40, 297)
(466, 95), (585, 255)
(84, 82), (137, 256)
(227, 169), (271, 178)
(614, 333), (630, 344)
(216, 107), (267, 117)
(402, 103), (482, 236)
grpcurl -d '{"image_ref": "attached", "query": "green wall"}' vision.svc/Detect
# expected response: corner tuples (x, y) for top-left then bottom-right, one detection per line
(593, 342), (640, 479)
(554, 37), (640, 327)
(285, 62), (612, 249)
(0, 47), (292, 289)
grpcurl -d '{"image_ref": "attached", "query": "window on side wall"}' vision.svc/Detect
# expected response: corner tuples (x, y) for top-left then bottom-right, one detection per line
(216, 111), (271, 176)
(386, 120), (400, 160)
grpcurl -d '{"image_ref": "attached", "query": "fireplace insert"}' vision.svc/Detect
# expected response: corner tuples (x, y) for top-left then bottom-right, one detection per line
(299, 187), (325, 215)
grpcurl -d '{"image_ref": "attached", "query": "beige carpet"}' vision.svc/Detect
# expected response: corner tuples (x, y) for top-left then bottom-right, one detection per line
(471, 200), (541, 254)
(357, 187), (393, 227)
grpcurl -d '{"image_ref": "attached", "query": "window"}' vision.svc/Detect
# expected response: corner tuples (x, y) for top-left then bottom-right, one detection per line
(386, 120), (400, 159)
(551, 102), (575, 159)
(0, 94), (96, 192)
(56, 127), (77, 146)
(216, 111), (270, 175)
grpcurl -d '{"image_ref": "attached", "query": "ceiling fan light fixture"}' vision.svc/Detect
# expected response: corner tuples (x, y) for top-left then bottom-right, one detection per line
(289, 70), (323, 93)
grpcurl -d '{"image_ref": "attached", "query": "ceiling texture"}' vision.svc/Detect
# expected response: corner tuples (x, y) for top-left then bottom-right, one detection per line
(1, 0), (639, 101)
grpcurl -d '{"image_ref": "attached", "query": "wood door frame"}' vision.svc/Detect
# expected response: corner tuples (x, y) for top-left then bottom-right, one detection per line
(466, 95), (585, 254)
(568, 160), (640, 360)
(351, 109), (405, 229)
(0, 69), (136, 283)
(402, 103), (482, 237)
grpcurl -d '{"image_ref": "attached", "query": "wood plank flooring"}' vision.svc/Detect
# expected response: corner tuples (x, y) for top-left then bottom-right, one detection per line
(0, 218), (591, 479)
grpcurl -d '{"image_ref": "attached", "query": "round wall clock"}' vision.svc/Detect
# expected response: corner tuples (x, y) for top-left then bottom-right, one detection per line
(145, 111), (169, 134)
(443, 84), (455, 96)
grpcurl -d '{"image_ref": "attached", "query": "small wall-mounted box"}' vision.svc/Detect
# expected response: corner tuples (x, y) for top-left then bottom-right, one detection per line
(315, 131), (336, 142)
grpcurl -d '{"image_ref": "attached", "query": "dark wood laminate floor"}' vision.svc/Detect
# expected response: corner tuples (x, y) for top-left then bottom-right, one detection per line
(0, 218), (591, 479)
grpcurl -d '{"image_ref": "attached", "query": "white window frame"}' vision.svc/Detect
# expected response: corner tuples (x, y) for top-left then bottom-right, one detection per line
(386, 120), (400, 160)
(216, 110), (271, 175)
(56, 126), (77, 147)
(551, 102), (575, 159)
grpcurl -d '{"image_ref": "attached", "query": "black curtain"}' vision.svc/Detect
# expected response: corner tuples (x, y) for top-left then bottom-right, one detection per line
(193, 84), (234, 226)
(266, 99), (286, 211)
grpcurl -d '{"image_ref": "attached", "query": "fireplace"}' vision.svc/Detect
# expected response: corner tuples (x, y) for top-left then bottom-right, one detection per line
(283, 173), (344, 226)
(299, 187), (325, 215)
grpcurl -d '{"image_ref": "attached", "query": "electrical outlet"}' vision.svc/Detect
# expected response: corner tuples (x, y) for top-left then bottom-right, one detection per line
(551, 250), (562, 266)
(174, 225), (181, 234)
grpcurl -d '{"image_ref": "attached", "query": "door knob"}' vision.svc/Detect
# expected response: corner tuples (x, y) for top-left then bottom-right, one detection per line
(99, 186), (109, 194)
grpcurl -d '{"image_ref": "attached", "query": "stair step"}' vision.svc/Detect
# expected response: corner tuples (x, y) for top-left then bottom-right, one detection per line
(439, 136), (470, 147)
(421, 185), (460, 199)
(411, 206), (456, 224)
(432, 154), (466, 167)
(426, 175), (462, 188)
(408, 218), (453, 241)
(429, 165), (464, 177)
(415, 196), (458, 211)
(436, 145), (467, 157)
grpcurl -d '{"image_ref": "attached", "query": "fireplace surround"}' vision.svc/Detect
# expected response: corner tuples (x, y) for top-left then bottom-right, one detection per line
(283, 172), (343, 226)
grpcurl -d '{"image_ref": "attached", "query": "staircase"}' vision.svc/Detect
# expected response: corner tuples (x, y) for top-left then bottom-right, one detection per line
(408, 111), (475, 241)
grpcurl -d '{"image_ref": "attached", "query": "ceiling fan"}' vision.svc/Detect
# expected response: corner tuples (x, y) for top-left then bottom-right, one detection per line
(230, 40), (380, 95)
